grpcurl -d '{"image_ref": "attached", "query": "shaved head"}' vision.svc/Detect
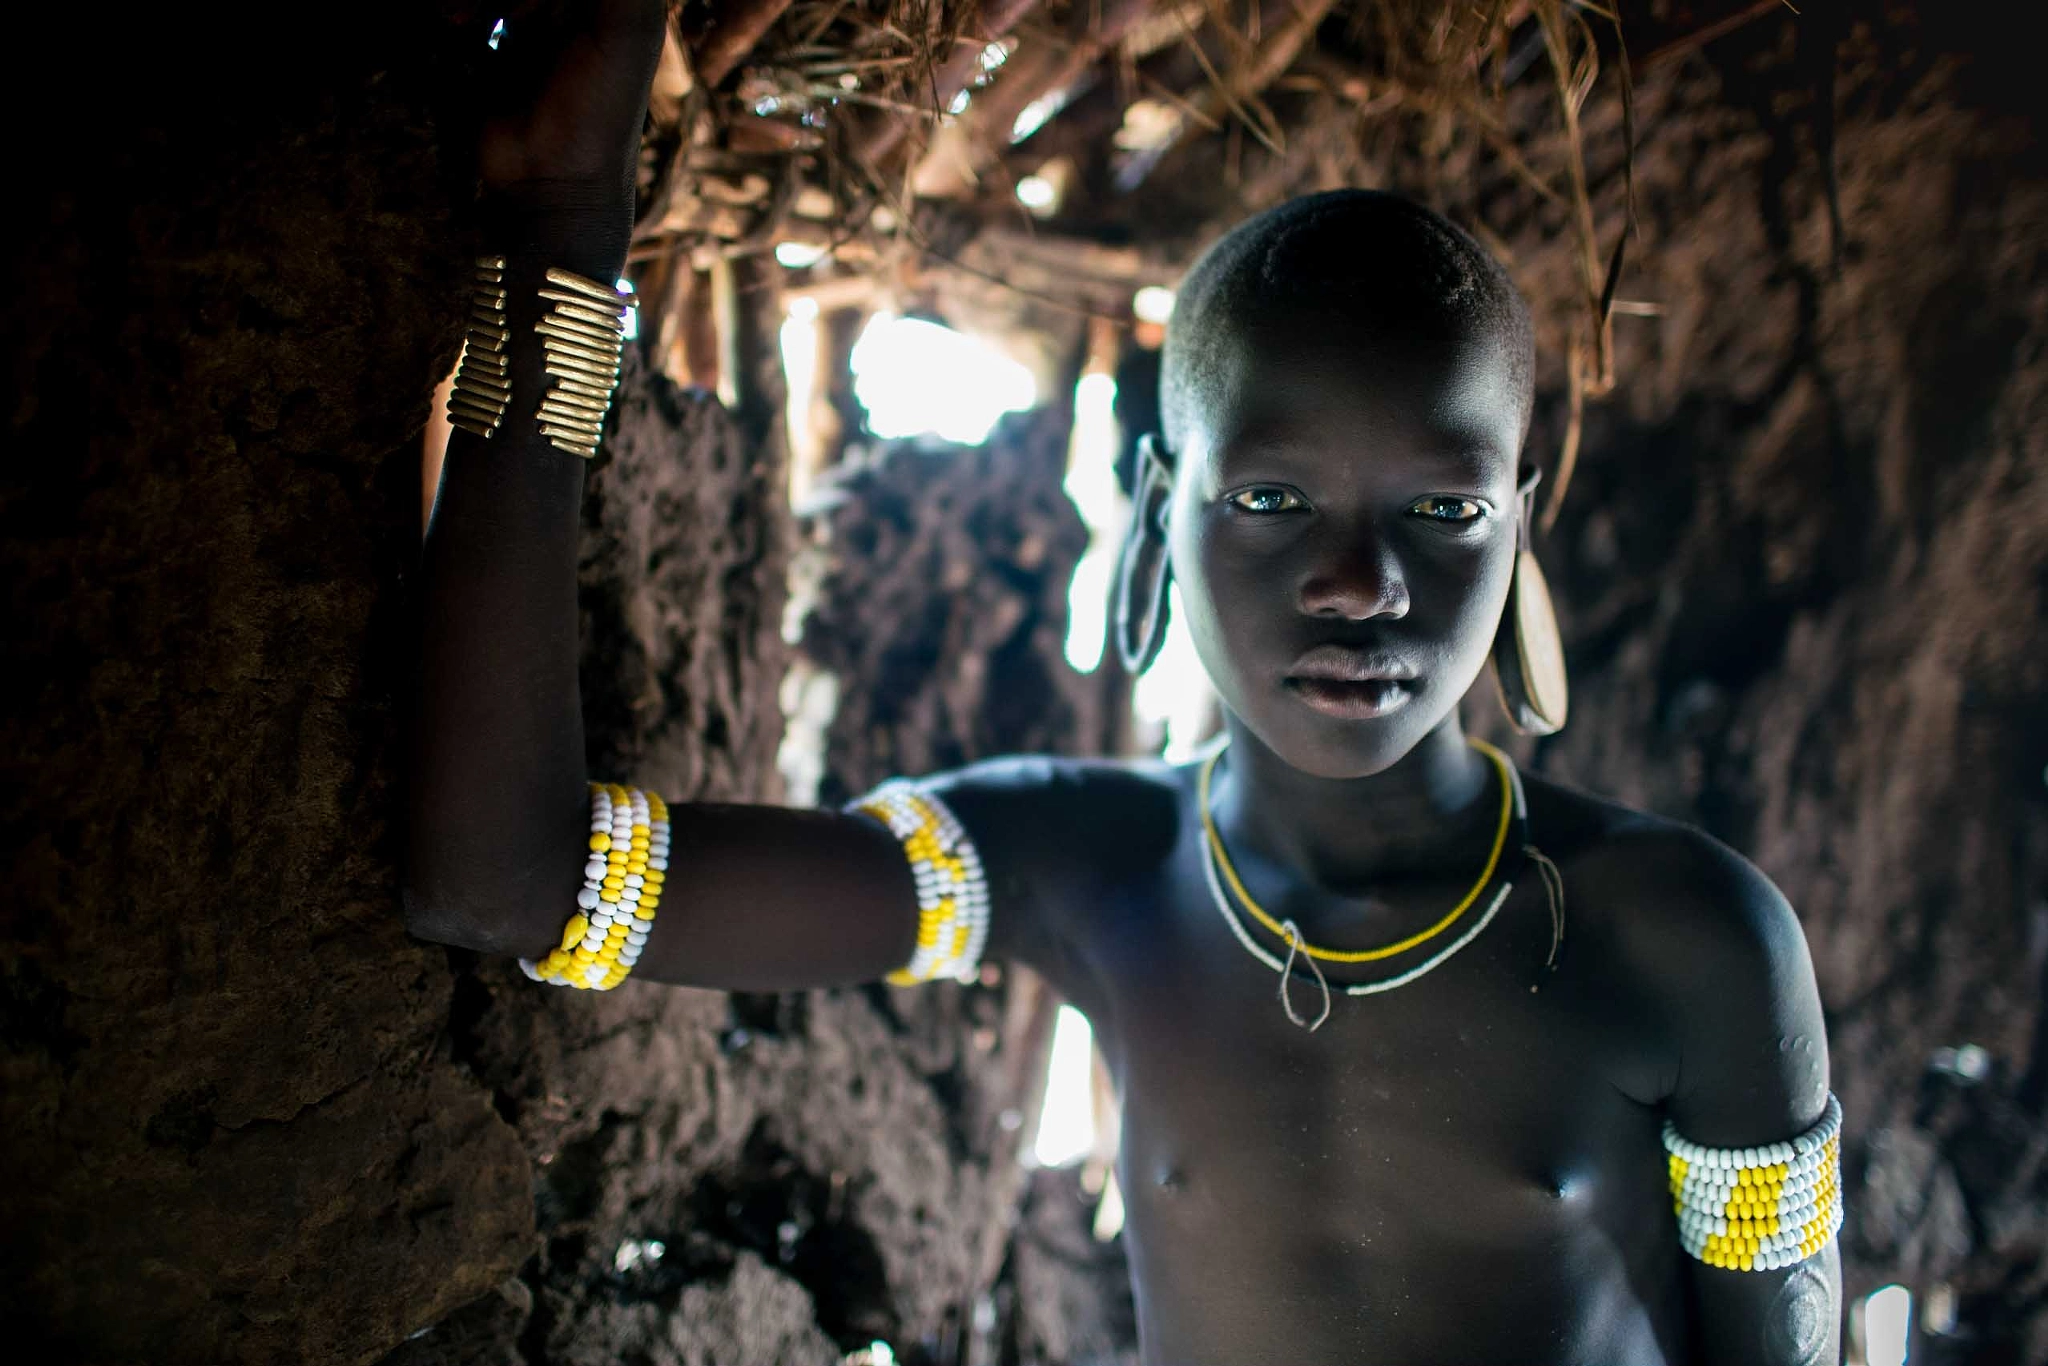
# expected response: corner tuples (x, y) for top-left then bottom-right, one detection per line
(1161, 191), (1534, 453)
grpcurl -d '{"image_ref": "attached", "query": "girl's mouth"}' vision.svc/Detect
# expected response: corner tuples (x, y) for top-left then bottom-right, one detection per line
(1285, 676), (1413, 720)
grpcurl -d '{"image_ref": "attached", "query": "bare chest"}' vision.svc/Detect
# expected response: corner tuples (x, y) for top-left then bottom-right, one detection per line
(1045, 850), (1682, 1362)
(1097, 889), (1651, 1241)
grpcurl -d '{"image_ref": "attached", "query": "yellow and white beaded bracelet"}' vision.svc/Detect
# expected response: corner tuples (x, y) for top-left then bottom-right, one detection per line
(1665, 1092), (1844, 1272)
(850, 781), (990, 986)
(520, 782), (670, 990)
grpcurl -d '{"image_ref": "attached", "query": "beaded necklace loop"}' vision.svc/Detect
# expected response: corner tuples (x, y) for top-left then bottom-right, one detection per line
(1275, 918), (1332, 1031)
(1199, 738), (1516, 964)
(520, 782), (668, 990)
(1665, 1094), (1845, 1272)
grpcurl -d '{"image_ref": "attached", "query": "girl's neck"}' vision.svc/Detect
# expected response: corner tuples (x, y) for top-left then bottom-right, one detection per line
(1209, 712), (1497, 893)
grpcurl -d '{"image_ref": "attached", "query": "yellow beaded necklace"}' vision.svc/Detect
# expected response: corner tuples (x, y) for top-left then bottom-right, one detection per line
(1196, 737), (1515, 964)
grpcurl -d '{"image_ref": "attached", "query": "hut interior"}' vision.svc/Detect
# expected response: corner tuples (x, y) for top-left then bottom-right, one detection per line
(2, 1), (2043, 1363)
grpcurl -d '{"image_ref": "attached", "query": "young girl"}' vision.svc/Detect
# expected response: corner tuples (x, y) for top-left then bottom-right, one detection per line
(407, 4), (1843, 1361)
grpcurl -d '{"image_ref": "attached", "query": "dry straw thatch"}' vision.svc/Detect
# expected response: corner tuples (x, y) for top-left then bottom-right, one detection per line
(626, 0), (1788, 514)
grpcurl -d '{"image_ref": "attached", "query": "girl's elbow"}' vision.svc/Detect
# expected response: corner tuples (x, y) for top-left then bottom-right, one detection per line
(399, 882), (513, 956)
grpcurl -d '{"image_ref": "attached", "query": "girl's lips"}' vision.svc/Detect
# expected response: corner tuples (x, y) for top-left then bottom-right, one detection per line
(1285, 676), (1414, 720)
(1288, 642), (1418, 682)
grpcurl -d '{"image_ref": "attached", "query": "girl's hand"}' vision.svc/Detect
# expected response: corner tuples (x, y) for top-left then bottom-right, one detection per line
(475, 0), (668, 207)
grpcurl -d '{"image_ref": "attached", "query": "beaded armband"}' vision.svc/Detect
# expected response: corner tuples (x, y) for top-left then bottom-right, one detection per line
(1665, 1093), (1843, 1272)
(520, 782), (669, 990)
(850, 782), (990, 985)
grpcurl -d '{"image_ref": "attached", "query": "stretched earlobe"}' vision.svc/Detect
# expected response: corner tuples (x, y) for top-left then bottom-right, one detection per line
(1490, 468), (1569, 735)
(1112, 435), (1175, 675)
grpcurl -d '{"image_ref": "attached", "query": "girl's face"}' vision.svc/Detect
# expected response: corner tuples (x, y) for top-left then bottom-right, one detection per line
(1166, 323), (1527, 779)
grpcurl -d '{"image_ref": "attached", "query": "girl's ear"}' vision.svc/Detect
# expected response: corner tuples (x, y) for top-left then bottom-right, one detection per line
(1112, 434), (1175, 675)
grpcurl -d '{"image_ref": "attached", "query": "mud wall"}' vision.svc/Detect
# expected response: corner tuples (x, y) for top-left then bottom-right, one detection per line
(1524, 21), (2044, 1358)
(1, 9), (515, 1360)
(796, 401), (1122, 808)
(792, 403), (1137, 1365)
(0, 9), (1100, 1365)
(1442, 11), (2046, 1358)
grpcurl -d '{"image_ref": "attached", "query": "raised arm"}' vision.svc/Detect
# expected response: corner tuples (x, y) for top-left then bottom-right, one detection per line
(405, 3), (1077, 994)
(1651, 832), (1842, 1366)
(403, 0), (944, 990)
(406, 0), (659, 961)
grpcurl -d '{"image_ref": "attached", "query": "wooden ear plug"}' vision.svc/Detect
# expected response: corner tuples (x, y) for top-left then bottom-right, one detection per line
(1493, 547), (1569, 735)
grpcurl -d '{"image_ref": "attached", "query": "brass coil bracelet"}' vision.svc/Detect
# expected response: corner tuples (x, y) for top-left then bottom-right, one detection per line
(446, 256), (510, 437)
(535, 267), (633, 459)
(445, 261), (633, 458)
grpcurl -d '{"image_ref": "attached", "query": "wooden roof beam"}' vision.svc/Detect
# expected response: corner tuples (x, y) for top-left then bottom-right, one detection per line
(858, 0), (1049, 171)
(919, 0), (1157, 199)
(694, 0), (800, 90)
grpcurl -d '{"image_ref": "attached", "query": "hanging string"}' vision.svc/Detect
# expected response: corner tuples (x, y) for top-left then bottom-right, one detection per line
(1523, 842), (1567, 982)
(1277, 918), (1333, 1032)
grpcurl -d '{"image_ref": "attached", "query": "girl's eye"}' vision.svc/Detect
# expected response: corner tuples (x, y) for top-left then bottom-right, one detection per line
(1410, 495), (1487, 524)
(1227, 486), (1306, 514)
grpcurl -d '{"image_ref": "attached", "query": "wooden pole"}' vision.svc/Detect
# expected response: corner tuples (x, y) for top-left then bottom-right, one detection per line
(693, 0), (798, 89)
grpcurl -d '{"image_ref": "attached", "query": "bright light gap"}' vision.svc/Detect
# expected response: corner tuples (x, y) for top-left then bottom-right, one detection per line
(1864, 1285), (1912, 1366)
(1032, 1004), (1097, 1167)
(848, 314), (1035, 445)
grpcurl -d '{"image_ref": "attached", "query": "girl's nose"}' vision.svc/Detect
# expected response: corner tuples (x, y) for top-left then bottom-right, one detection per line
(1297, 530), (1409, 620)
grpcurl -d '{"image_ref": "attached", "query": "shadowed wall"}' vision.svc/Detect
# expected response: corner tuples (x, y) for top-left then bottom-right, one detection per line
(0, 9), (1089, 1363)
(3, 3), (2043, 1363)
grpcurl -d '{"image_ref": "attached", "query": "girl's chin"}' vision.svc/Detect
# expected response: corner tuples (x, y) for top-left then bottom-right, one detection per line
(1230, 704), (1448, 781)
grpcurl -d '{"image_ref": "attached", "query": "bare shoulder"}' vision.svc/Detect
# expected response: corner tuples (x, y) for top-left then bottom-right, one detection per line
(918, 753), (1186, 900)
(908, 754), (1186, 977)
(1519, 770), (1806, 972)
(1519, 770), (1827, 1123)
(920, 751), (1180, 814)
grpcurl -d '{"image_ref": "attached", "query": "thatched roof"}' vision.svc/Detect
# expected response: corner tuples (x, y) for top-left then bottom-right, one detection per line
(631, 0), (1794, 510)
